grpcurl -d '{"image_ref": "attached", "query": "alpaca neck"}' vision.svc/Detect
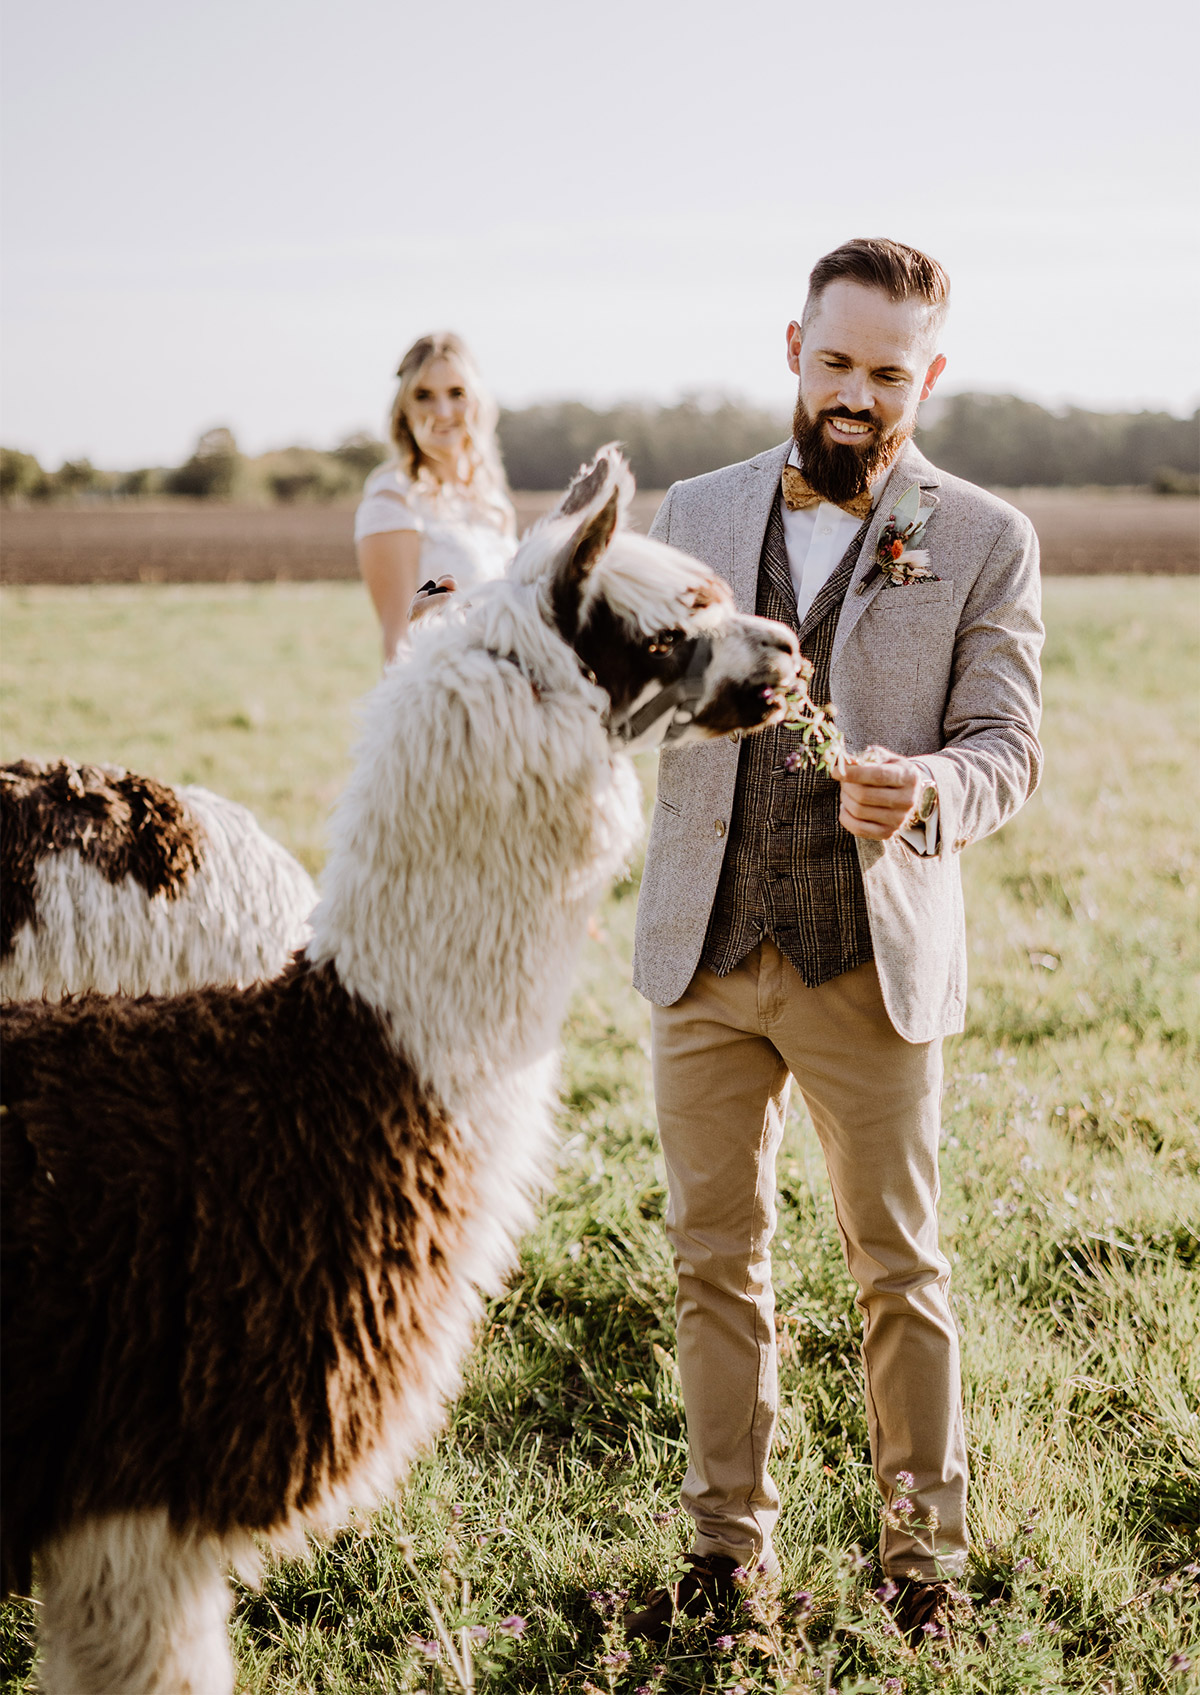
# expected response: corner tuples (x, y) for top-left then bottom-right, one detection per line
(307, 611), (642, 1108)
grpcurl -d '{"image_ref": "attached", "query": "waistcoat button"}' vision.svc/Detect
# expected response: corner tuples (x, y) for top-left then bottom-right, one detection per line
(714, 820), (726, 838)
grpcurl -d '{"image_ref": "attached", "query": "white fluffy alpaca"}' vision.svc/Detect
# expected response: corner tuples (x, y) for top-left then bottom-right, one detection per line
(2, 447), (802, 1694)
(1, 764), (317, 999)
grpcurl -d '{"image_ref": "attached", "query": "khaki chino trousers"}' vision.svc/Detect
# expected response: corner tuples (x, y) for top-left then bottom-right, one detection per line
(650, 940), (968, 1580)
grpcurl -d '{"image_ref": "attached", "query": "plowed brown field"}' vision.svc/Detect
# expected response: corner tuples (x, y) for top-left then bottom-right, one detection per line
(1, 488), (1195, 585)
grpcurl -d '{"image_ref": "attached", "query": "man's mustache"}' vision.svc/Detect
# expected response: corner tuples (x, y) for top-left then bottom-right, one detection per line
(820, 406), (877, 427)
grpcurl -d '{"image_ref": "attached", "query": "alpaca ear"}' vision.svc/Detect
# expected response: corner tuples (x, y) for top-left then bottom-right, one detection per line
(548, 445), (632, 638)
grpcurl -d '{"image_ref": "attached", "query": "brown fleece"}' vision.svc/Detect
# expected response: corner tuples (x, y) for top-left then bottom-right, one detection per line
(0, 760), (204, 960)
(0, 960), (474, 1596)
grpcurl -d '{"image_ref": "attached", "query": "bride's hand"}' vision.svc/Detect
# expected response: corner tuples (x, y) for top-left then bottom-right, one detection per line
(409, 575), (458, 624)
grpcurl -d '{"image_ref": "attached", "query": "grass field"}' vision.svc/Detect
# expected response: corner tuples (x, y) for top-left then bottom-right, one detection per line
(1, 488), (1197, 585)
(1, 577), (1198, 1693)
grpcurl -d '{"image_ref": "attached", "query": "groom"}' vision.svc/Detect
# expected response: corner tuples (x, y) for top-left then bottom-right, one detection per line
(626, 238), (1043, 1642)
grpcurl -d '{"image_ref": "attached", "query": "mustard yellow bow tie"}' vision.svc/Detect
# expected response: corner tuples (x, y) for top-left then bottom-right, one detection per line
(781, 464), (874, 522)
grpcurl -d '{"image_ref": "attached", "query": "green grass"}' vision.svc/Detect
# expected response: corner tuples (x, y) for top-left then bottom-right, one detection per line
(2, 577), (1198, 1692)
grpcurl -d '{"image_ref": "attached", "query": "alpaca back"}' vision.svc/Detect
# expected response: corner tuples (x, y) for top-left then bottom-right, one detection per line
(1, 961), (479, 1595)
(0, 761), (317, 1000)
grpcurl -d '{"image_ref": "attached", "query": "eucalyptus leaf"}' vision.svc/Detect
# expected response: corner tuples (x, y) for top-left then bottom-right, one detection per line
(889, 483), (922, 533)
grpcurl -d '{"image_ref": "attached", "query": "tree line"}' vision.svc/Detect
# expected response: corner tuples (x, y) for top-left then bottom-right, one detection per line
(3, 394), (1197, 505)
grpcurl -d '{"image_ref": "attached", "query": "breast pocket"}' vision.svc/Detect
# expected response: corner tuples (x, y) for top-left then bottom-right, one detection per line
(870, 579), (957, 614)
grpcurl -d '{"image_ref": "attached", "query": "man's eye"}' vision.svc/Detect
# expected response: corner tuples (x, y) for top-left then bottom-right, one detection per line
(449, 388), (467, 399)
(414, 389), (431, 400)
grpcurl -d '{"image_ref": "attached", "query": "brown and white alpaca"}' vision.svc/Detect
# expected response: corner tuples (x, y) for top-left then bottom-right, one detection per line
(1, 760), (317, 999)
(1, 446), (802, 1695)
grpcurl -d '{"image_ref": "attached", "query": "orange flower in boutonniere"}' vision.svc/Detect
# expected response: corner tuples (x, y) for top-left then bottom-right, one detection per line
(856, 484), (940, 593)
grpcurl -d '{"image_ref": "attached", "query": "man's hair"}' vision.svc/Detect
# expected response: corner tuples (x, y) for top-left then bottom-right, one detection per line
(800, 238), (950, 344)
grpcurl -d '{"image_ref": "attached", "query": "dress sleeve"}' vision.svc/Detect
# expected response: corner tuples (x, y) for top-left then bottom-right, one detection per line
(353, 474), (425, 542)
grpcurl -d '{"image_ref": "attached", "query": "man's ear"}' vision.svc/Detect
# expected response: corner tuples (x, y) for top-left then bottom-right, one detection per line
(785, 319), (803, 377)
(920, 353), (947, 403)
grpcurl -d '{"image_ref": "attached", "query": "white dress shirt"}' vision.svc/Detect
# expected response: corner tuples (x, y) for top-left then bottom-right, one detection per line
(781, 442), (885, 620)
(780, 444), (938, 855)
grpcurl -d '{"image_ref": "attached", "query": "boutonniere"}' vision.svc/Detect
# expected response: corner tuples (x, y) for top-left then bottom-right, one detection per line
(856, 484), (940, 594)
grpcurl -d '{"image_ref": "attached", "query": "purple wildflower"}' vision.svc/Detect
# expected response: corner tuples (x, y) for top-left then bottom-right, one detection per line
(1169, 1654), (1192, 1673)
(467, 1624), (489, 1642)
(793, 1589), (814, 1613)
(895, 1471), (915, 1491)
(715, 1633), (735, 1650)
(497, 1614), (527, 1637)
(599, 1649), (631, 1668)
(874, 1578), (899, 1603)
(731, 1565), (749, 1581)
(1017, 1631), (1033, 1646)
(893, 1497), (914, 1520)
(1014, 1557), (1033, 1573)
(416, 1638), (441, 1661)
(651, 1511), (673, 1525)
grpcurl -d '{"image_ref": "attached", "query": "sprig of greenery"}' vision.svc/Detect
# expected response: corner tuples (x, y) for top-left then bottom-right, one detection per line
(774, 669), (849, 779)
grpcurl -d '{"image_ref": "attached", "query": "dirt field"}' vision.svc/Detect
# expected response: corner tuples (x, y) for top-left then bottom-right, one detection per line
(1, 488), (1195, 585)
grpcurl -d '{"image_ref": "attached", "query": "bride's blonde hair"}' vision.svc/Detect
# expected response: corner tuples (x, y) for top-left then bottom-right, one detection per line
(389, 332), (514, 535)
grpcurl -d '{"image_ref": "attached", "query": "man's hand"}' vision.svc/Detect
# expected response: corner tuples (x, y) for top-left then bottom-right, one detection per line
(834, 748), (923, 841)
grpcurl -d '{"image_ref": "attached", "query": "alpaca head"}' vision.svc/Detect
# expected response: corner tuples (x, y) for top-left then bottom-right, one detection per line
(510, 445), (802, 751)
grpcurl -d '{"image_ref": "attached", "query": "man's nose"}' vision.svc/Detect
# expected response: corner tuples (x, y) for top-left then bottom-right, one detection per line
(836, 376), (874, 414)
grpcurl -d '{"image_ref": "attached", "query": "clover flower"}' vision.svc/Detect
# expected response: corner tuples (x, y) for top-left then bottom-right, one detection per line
(875, 1578), (899, 1603)
(497, 1614), (527, 1637)
(599, 1649), (631, 1668)
(715, 1634), (735, 1651)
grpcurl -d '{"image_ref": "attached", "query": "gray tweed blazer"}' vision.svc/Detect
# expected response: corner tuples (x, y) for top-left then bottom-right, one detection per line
(632, 439), (1045, 1041)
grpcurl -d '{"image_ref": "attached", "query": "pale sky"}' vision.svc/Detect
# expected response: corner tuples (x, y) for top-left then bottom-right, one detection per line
(2, 0), (1197, 468)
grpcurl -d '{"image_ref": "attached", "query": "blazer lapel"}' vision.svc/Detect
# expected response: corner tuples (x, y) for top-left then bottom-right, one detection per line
(730, 440), (791, 614)
(831, 441), (941, 671)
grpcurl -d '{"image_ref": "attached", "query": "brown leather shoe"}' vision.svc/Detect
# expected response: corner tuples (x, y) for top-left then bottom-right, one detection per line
(621, 1553), (742, 1643)
(889, 1578), (954, 1647)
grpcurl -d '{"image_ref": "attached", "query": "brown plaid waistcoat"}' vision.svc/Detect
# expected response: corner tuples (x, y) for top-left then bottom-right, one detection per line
(701, 493), (874, 987)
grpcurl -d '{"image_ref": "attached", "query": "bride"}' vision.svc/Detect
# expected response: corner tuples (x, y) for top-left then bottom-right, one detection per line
(355, 332), (517, 660)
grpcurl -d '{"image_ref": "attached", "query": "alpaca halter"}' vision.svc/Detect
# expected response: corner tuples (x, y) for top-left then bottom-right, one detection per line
(608, 634), (715, 747)
(489, 633), (716, 747)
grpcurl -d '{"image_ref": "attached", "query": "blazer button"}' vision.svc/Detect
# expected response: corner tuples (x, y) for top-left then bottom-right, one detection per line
(714, 820), (726, 838)
(729, 730), (740, 744)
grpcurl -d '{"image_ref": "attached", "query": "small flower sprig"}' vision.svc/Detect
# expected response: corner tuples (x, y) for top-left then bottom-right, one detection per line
(874, 482), (939, 587)
(768, 657), (848, 780)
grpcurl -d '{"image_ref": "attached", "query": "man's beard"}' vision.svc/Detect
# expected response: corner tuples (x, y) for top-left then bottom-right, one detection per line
(791, 394), (912, 506)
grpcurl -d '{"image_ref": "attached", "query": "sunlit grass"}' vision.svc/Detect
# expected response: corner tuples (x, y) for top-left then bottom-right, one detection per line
(2, 577), (1197, 1691)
